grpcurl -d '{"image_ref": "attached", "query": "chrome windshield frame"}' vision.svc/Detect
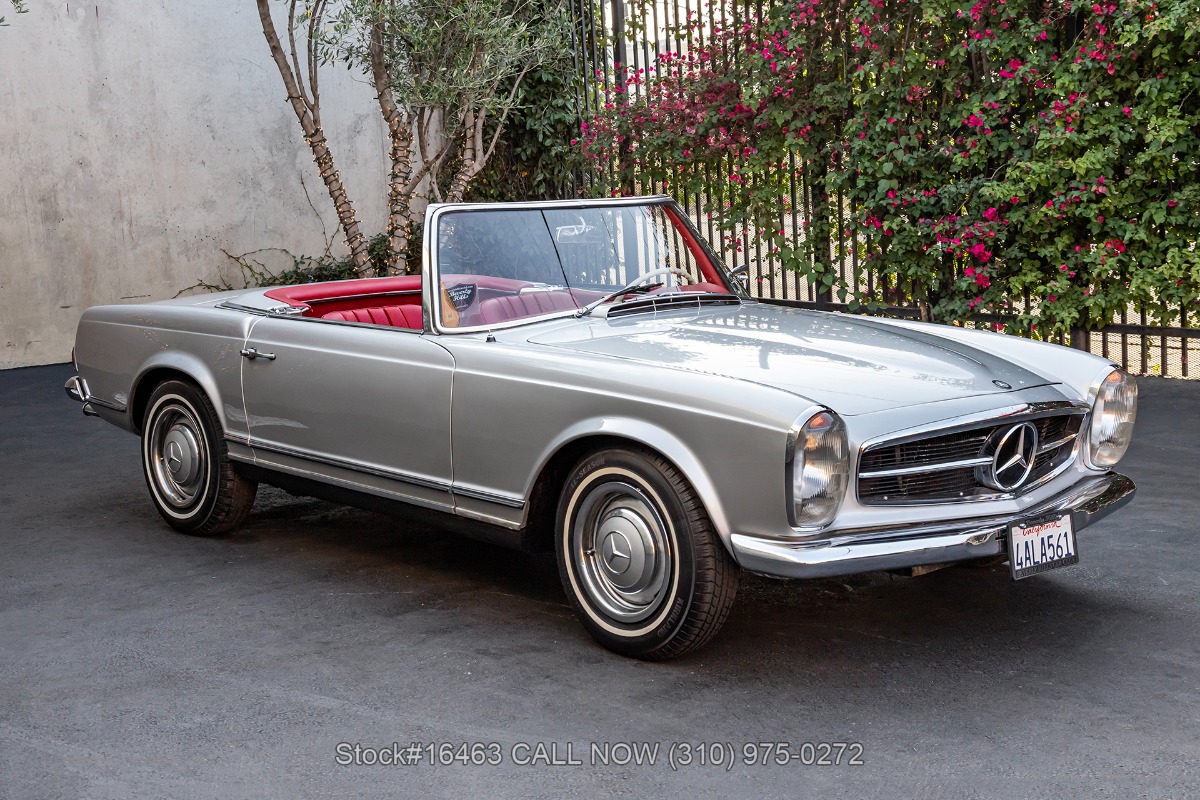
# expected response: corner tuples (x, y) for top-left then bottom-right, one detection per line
(424, 196), (746, 335)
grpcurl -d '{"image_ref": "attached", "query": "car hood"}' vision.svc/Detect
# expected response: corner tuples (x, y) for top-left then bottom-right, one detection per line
(525, 302), (1055, 415)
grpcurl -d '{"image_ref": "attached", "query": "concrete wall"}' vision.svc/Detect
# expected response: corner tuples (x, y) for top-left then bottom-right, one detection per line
(0, 1), (388, 368)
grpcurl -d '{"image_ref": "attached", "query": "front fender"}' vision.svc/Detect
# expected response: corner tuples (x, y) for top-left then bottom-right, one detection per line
(526, 416), (743, 549)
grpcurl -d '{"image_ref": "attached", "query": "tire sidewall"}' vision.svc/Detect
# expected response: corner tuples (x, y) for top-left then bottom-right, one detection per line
(556, 449), (699, 656)
(141, 381), (221, 533)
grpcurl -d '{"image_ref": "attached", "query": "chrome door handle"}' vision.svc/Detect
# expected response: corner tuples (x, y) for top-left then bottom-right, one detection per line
(240, 347), (276, 361)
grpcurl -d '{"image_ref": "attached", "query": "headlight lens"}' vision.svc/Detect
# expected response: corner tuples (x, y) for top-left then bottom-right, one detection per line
(1088, 369), (1137, 467)
(790, 411), (849, 528)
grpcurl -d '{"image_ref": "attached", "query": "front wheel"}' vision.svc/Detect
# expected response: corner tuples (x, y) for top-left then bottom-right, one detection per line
(555, 448), (739, 660)
(141, 379), (256, 535)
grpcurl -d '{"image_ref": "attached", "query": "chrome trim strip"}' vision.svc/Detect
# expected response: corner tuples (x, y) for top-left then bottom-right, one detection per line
(452, 486), (525, 509)
(860, 456), (992, 479)
(732, 472), (1134, 579)
(232, 436), (527, 510)
(87, 396), (127, 412)
(215, 301), (273, 316)
(237, 437), (452, 494)
(1038, 432), (1077, 453)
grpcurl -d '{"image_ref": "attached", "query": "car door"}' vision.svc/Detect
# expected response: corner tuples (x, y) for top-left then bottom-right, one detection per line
(240, 315), (456, 512)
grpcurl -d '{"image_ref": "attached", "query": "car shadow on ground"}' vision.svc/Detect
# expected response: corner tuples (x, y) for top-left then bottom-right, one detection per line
(144, 484), (1143, 681)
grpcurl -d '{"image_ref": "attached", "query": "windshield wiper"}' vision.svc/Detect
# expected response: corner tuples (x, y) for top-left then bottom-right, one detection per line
(575, 267), (692, 318)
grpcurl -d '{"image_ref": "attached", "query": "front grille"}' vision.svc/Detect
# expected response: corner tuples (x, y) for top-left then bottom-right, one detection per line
(858, 412), (1085, 505)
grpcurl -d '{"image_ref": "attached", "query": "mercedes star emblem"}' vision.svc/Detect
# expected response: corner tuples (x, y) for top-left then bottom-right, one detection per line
(985, 422), (1039, 491)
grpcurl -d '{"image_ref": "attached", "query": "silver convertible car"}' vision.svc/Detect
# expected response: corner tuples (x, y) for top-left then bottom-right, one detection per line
(66, 196), (1137, 659)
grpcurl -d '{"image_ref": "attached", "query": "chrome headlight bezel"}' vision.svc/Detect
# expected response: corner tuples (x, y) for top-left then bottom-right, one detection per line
(1085, 367), (1137, 469)
(786, 409), (850, 530)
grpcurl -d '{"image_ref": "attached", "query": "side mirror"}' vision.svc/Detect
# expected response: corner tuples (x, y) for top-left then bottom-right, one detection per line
(729, 265), (750, 290)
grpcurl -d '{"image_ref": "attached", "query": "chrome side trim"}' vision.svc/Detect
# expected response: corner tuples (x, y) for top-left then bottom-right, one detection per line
(860, 456), (992, 479)
(731, 472), (1134, 579)
(237, 437), (453, 494)
(232, 436), (527, 511)
(453, 486), (525, 509)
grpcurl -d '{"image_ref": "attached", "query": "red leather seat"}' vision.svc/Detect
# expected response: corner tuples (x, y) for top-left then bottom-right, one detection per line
(478, 292), (579, 325)
(321, 304), (423, 329)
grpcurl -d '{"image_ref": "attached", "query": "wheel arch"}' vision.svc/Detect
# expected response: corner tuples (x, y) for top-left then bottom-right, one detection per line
(522, 419), (731, 554)
(129, 355), (229, 434)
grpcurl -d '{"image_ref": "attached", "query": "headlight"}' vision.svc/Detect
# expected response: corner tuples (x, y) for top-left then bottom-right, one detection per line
(1087, 368), (1137, 467)
(789, 410), (849, 529)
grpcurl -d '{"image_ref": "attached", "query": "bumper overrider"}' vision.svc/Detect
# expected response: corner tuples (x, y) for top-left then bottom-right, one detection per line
(730, 472), (1135, 579)
(64, 375), (100, 417)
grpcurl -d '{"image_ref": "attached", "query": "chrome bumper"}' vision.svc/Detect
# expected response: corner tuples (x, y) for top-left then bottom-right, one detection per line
(730, 472), (1135, 579)
(64, 375), (99, 417)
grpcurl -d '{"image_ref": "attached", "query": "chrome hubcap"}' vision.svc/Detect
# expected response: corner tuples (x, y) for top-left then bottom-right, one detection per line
(574, 480), (672, 623)
(149, 403), (207, 509)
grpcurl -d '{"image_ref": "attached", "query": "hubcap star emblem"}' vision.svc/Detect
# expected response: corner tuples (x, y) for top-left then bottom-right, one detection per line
(602, 531), (631, 573)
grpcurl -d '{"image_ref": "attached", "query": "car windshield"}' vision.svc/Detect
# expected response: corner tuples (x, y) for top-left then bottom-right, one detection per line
(434, 202), (737, 328)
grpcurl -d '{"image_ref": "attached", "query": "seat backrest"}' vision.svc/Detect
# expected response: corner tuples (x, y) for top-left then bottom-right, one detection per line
(477, 292), (578, 325)
(321, 304), (423, 329)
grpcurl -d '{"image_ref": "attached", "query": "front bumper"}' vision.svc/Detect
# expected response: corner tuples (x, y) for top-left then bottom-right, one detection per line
(730, 472), (1135, 579)
(64, 375), (99, 417)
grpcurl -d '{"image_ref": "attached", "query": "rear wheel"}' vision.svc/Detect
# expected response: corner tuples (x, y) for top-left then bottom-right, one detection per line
(555, 448), (739, 660)
(141, 379), (256, 535)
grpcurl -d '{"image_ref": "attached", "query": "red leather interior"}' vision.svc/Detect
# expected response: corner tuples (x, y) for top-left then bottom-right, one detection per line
(320, 304), (423, 329)
(478, 291), (579, 325)
(681, 282), (729, 294)
(264, 276), (423, 307)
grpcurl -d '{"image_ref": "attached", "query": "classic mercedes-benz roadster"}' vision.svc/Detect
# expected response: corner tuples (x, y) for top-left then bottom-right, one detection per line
(66, 196), (1137, 659)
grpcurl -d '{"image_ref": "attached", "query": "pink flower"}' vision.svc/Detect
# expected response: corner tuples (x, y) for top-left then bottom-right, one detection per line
(983, 207), (998, 221)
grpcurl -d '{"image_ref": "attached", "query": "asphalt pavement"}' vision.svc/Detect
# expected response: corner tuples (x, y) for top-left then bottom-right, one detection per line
(2, 364), (1197, 799)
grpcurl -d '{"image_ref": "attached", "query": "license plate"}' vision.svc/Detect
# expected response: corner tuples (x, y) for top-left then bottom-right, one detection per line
(1008, 514), (1078, 580)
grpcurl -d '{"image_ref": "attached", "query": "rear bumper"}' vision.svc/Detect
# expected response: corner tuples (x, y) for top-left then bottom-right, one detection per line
(730, 472), (1135, 579)
(64, 375), (99, 417)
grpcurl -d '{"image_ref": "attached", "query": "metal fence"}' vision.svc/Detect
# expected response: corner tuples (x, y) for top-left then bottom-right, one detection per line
(568, 0), (1197, 378)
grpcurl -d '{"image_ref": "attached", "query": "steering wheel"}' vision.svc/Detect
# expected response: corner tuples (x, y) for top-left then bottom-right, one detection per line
(630, 267), (693, 292)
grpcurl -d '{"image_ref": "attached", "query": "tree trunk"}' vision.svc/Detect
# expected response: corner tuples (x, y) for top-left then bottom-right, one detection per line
(256, 0), (371, 272)
(370, 18), (413, 275)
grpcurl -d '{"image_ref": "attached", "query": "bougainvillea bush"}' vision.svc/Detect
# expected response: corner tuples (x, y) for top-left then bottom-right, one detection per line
(581, 0), (1199, 336)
